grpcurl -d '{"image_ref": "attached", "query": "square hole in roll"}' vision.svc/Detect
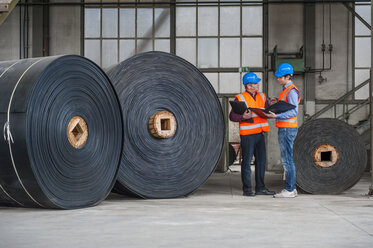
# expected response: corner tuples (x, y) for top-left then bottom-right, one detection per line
(161, 118), (171, 131)
(321, 151), (332, 162)
(72, 124), (84, 141)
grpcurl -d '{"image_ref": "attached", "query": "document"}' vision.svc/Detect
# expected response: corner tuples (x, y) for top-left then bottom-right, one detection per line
(249, 100), (296, 118)
(229, 101), (253, 123)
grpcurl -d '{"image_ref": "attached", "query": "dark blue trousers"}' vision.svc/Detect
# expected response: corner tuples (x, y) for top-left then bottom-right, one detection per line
(240, 133), (266, 193)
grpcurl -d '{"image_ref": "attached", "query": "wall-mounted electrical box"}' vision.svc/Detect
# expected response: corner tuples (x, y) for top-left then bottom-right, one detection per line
(272, 45), (306, 73)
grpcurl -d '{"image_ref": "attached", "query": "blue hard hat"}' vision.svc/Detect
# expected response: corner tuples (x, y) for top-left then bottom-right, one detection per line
(274, 63), (294, 77)
(242, 72), (261, 85)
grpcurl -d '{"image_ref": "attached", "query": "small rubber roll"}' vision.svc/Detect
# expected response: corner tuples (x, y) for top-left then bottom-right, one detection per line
(294, 118), (367, 194)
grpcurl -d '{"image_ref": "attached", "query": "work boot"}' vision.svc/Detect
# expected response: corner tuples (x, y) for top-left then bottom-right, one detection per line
(255, 188), (275, 195)
(243, 191), (256, 197)
(273, 189), (296, 198)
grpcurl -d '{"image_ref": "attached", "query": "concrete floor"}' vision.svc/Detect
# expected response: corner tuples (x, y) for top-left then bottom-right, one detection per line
(0, 170), (373, 248)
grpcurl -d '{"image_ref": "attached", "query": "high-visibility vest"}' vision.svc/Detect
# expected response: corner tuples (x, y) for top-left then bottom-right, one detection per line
(276, 83), (301, 128)
(235, 91), (270, 136)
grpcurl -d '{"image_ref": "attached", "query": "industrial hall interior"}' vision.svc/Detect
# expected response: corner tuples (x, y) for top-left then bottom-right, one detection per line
(0, 0), (373, 247)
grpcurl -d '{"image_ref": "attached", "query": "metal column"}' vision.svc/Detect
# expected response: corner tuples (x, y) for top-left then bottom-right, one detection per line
(369, 0), (373, 195)
(304, 2), (316, 119)
(170, 0), (176, 54)
(32, 0), (49, 57)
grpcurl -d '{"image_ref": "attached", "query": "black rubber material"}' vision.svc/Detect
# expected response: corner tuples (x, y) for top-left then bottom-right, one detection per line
(0, 55), (123, 209)
(294, 118), (367, 194)
(109, 51), (225, 199)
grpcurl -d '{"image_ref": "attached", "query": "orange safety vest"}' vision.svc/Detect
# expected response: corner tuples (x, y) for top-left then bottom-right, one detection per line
(235, 91), (270, 136)
(276, 83), (301, 128)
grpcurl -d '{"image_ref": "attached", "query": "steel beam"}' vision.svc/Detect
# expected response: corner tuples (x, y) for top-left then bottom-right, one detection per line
(14, 1), (373, 7)
(0, 0), (19, 26)
(304, 3), (316, 119)
(343, 2), (370, 30)
(369, 0), (373, 195)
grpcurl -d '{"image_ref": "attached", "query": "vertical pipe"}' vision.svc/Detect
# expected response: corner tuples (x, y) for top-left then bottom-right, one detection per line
(303, 4), (307, 120)
(117, 3), (119, 64)
(346, 3), (349, 94)
(23, 1), (25, 58)
(80, 0), (84, 56)
(304, 2), (316, 119)
(224, 97), (229, 172)
(263, 1), (268, 96)
(100, 6), (102, 66)
(320, 1), (322, 70)
(217, 3), (220, 76)
(263, 1), (269, 167)
(196, 4), (199, 67)
(352, 2), (355, 93)
(170, 0), (176, 54)
(19, 4), (22, 59)
(152, 5), (155, 51)
(26, 1), (29, 58)
(369, 0), (373, 195)
(42, 0), (49, 56)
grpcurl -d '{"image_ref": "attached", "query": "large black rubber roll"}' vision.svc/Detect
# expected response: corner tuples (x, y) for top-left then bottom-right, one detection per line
(0, 55), (123, 209)
(294, 118), (367, 194)
(109, 51), (225, 198)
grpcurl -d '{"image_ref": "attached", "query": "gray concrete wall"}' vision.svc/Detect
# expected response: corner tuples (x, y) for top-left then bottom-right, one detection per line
(268, 4), (304, 99)
(266, 3), (368, 171)
(0, 3), (369, 171)
(0, 6), (20, 61)
(315, 4), (353, 100)
(49, 0), (81, 56)
(0, 3), (81, 62)
(267, 4), (304, 170)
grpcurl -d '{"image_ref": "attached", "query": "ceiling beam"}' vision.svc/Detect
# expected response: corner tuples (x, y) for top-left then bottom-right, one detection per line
(0, 0), (20, 26)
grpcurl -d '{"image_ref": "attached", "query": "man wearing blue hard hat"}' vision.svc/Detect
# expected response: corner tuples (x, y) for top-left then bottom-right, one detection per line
(229, 72), (275, 197)
(267, 63), (301, 198)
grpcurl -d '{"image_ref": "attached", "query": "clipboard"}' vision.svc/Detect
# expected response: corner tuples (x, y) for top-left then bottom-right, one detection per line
(229, 101), (248, 115)
(229, 101), (253, 123)
(250, 100), (296, 118)
(268, 100), (296, 114)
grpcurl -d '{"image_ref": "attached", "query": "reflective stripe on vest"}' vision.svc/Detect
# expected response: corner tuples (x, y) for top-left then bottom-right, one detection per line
(281, 86), (294, 100)
(237, 93), (258, 117)
(276, 83), (300, 128)
(276, 118), (297, 123)
(235, 91), (270, 135)
(258, 92), (265, 102)
(237, 94), (247, 107)
(239, 122), (269, 130)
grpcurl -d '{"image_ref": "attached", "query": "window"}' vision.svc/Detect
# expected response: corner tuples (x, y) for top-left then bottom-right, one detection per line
(354, 3), (370, 100)
(84, 1), (264, 94)
(84, 4), (171, 70)
(175, 4), (263, 94)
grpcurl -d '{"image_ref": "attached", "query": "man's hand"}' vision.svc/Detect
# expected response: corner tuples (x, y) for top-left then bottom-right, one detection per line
(264, 111), (276, 119)
(269, 98), (278, 105)
(242, 110), (252, 119)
